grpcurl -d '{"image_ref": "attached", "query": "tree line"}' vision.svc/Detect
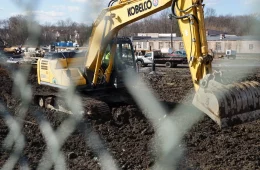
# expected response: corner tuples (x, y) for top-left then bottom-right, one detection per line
(0, 8), (259, 47)
(0, 16), (93, 47)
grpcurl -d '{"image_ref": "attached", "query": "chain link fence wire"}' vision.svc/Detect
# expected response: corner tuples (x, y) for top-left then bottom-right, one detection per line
(0, 2), (126, 169)
(0, 0), (259, 170)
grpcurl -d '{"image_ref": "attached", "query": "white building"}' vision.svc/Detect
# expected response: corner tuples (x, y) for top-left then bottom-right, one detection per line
(132, 33), (260, 55)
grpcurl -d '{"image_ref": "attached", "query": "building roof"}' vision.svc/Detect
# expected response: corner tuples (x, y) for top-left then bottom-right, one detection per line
(131, 35), (260, 42)
(206, 29), (227, 36)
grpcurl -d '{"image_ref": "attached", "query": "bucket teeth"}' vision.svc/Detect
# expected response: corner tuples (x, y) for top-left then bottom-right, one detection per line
(193, 80), (260, 127)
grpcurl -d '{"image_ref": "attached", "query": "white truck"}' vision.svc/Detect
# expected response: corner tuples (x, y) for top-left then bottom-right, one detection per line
(135, 51), (153, 67)
(135, 50), (187, 68)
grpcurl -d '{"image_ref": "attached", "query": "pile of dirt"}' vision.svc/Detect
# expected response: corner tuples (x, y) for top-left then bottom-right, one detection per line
(0, 64), (259, 169)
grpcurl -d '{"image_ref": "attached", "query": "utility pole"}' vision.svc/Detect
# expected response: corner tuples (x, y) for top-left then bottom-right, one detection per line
(168, 14), (173, 50)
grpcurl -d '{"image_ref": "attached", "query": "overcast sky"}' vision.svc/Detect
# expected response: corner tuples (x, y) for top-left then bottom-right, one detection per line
(0, 0), (259, 25)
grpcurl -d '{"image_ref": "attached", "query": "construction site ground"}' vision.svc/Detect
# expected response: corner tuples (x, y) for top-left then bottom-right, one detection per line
(0, 57), (259, 169)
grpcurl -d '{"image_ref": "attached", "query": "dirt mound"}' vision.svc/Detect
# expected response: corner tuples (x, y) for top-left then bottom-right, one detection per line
(0, 64), (259, 169)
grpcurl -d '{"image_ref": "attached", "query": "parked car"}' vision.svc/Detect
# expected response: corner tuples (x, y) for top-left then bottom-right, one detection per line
(6, 55), (25, 64)
(43, 51), (84, 59)
(167, 50), (187, 57)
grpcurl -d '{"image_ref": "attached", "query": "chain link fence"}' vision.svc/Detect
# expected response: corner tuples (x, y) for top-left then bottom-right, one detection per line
(0, 0), (259, 170)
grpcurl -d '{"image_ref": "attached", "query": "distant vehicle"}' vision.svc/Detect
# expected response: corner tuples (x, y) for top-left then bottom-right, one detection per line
(161, 47), (173, 54)
(135, 50), (187, 68)
(176, 50), (186, 57)
(43, 51), (84, 59)
(54, 41), (79, 48)
(6, 55), (25, 64)
(135, 51), (151, 67)
(4, 46), (24, 54)
(167, 50), (187, 57)
(6, 53), (41, 66)
(225, 50), (236, 59)
(73, 43), (79, 47)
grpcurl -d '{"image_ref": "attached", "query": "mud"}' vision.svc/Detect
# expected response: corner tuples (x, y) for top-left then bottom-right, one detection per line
(0, 61), (259, 170)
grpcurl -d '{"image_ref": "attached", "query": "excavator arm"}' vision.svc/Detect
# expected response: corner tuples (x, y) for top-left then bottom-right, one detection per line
(173, 0), (260, 127)
(173, 0), (213, 91)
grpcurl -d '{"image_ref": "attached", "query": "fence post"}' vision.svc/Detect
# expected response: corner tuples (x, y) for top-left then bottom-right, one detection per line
(152, 58), (155, 72)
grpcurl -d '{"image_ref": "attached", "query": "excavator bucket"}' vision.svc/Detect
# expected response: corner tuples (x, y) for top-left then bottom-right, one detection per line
(193, 80), (260, 128)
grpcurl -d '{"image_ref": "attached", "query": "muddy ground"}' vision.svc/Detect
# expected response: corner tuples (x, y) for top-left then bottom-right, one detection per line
(0, 59), (259, 170)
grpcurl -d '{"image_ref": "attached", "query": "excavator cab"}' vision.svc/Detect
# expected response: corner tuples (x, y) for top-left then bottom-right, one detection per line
(103, 37), (136, 88)
(114, 38), (135, 71)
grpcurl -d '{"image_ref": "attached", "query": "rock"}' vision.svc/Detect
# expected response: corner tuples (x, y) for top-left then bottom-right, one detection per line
(67, 152), (78, 159)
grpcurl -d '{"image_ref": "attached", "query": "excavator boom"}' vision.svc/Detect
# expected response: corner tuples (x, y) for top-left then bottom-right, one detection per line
(85, 0), (173, 85)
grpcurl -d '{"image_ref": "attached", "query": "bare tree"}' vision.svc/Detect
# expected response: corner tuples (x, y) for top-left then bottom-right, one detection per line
(6, 15), (28, 45)
(1, 11), (259, 47)
(205, 8), (217, 18)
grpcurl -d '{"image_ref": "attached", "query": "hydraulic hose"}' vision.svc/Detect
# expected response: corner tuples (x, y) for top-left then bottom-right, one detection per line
(170, 0), (190, 19)
(170, 0), (199, 23)
(108, 0), (118, 7)
(108, 0), (114, 7)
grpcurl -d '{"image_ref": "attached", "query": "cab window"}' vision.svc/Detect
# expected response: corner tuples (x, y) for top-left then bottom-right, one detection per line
(145, 53), (152, 57)
(115, 42), (134, 70)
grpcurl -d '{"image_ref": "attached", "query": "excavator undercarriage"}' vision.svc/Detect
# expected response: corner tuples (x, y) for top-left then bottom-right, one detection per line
(34, 88), (135, 122)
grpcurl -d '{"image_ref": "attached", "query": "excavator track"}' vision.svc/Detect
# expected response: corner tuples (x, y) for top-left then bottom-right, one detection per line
(34, 94), (110, 117)
(33, 88), (134, 119)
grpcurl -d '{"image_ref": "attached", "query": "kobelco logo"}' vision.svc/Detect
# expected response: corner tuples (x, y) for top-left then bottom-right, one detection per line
(127, 0), (153, 17)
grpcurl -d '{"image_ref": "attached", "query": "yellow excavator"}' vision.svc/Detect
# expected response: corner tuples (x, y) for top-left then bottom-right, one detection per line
(36, 0), (260, 127)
